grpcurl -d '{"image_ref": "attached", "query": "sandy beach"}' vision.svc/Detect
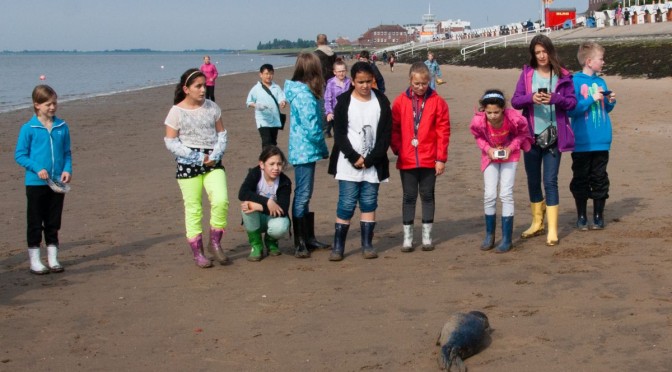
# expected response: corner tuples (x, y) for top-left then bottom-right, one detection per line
(1, 63), (671, 371)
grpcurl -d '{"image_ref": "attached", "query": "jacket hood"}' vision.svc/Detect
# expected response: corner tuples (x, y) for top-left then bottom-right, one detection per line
(403, 87), (436, 99)
(284, 80), (312, 102)
(572, 72), (600, 84)
(315, 45), (335, 56)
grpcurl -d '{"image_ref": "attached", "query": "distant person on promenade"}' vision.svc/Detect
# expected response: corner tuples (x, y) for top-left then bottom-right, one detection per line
(246, 63), (287, 148)
(391, 62), (450, 252)
(389, 54), (396, 73)
(314, 34), (337, 83)
(327, 61), (392, 261)
(238, 146), (291, 261)
(324, 60), (351, 138)
(569, 42), (616, 231)
(511, 35), (576, 247)
(284, 53), (331, 258)
(424, 51), (443, 90)
(200, 55), (219, 102)
(164, 68), (230, 268)
(15, 85), (72, 275)
(470, 89), (532, 253)
(615, 4), (623, 26)
(358, 50), (385, 94)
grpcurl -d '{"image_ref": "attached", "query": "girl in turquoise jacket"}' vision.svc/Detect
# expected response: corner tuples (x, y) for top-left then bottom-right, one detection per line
(284, 53), (330, 258)
(15, 85), (72, 275)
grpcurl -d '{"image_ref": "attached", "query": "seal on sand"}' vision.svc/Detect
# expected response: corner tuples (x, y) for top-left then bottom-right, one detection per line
(436, 311), (492, 371)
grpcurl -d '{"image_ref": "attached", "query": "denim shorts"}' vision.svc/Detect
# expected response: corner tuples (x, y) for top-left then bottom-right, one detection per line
(336, 180), (380, 220)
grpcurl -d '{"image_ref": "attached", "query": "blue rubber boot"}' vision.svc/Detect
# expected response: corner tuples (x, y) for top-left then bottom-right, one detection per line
(480, 214), (496, 251)
(329, 223), (349, 261)
(495, 216), (514, 253)
(360, 221), (378, 259)
(592, 199), (606, 230)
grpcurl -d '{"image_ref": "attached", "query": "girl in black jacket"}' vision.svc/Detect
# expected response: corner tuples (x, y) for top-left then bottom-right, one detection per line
(238, 146), (292, 261)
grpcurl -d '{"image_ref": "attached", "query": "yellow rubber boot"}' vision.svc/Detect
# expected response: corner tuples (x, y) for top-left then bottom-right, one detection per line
(521, 201), (546, 239)
(546, 205), (559, 246)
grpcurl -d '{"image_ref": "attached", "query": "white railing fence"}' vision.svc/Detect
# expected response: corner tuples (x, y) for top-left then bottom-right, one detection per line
(460, 28), (551, 60)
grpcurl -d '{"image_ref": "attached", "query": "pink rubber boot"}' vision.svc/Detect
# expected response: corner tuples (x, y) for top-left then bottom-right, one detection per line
(188, 235), (213, 268)
(208, 227), (230, 265)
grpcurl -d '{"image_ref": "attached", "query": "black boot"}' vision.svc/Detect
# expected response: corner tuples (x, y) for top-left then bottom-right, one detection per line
(360, 221), (378, 259)
(480, 214), (496, 251)
(575, 198), (588, 231)
(292, 217), (310, 258)
(305, 212), (331, 250)
(592, 199), (606, 230)
(329, 223), (349, 261)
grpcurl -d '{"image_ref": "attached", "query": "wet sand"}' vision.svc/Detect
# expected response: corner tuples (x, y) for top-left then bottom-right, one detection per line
(0, 63), (671, 371)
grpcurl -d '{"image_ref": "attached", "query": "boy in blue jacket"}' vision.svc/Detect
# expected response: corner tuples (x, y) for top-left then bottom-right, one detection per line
(569, 42), (616, 230)
(15, 85), (72, 274)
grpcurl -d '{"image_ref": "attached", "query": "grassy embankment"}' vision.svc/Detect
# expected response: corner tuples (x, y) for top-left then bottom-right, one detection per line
(400, 39), (672, 79)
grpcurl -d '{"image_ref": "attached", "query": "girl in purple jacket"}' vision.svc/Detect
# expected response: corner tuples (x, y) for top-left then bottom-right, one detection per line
(471, 90), (532, 253)
(511, 35), (576, 247)
(324, 60), (351, 137)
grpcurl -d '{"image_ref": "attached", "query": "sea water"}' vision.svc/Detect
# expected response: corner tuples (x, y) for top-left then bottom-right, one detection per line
(0, 52), (295, 113)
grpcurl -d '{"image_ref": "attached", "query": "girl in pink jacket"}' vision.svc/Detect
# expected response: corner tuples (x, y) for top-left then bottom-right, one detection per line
(470, 90), (532, 253)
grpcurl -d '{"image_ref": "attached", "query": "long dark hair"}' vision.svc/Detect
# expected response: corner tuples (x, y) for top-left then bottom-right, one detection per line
(291, 53), (324, 99)
(478, 89), (506, 111)
(528, 35), (564, 77)
(259, 145), (287, 171)
(174, 68), (205, 104)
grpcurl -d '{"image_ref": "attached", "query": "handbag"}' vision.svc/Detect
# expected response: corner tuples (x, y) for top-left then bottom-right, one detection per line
(536, 124), (557, 149)
(535, 84), (558, 150)
(260, 84), (286, 130)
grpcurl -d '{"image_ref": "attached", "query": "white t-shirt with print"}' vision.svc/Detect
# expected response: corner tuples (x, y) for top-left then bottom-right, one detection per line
(335, 94), (382, 183)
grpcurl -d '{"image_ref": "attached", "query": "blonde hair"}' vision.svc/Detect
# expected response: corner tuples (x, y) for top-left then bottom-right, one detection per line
(577, 41), (605, 66)
(31, 85), (57, 113)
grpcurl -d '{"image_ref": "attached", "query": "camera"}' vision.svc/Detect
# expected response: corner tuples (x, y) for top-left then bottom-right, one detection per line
(602, 90), (612, 96)
(493, 149), (507, 159)
(537, 88), (548, 94)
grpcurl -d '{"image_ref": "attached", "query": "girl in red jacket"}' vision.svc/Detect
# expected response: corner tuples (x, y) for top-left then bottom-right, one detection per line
(470, 90), (533, 253)
(391, 62), (450, 252)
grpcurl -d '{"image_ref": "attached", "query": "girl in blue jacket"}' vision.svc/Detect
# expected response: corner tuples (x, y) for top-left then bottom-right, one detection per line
(15, 85), (72, 275)
(284, 53), (331, 258)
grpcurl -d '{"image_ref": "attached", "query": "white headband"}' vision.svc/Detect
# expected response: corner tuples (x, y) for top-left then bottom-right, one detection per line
(184, 70), (201, 86)
(482, 93), (505, 101)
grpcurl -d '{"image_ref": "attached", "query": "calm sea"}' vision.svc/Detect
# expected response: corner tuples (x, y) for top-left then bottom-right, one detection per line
(0, 52), (296, 113)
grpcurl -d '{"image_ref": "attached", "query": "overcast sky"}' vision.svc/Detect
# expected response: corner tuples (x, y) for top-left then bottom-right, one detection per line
(0, 0), (587, 51)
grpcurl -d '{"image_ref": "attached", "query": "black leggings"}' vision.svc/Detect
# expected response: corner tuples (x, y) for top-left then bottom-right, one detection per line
(400, 168), (436, 225)
(26, 186), (65, 247)
(205, 86), (215, 102)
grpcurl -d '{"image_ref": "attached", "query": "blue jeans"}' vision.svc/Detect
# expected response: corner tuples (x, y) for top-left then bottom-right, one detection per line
(292, 162), (316, 218)
(336, 181), (380, 220)
(523, 145), (562, 206)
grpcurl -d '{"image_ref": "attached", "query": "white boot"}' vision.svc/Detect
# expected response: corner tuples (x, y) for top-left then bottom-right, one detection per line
(47, 245), (64, 273)
(28, 247), (49, 275)
(422, 223), (434, 251)
(401, 224), (414, 252)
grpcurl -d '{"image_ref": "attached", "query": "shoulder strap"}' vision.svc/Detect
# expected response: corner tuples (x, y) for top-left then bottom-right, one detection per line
(260, 83), (281, 110)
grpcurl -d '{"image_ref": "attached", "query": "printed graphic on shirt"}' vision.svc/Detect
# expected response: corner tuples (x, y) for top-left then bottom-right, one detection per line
(360, 125), (374, 157)
(580, 83), (606, 128)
